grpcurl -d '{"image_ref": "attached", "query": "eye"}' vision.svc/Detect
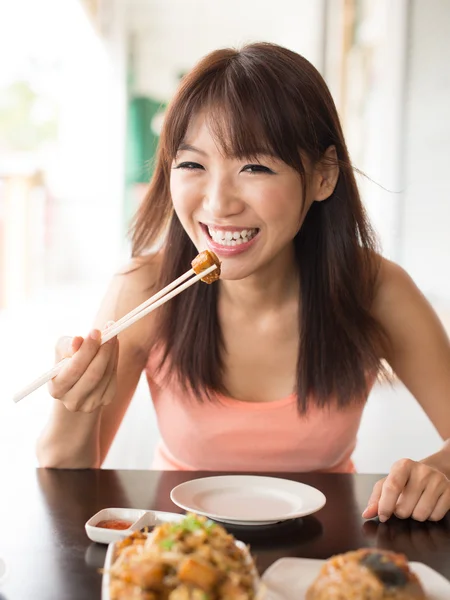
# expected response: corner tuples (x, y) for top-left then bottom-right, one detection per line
(241, 164), (274, 174)
(174, 161), (204, 170)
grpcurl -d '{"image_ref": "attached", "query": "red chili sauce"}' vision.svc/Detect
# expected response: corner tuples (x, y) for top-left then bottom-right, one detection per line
(95, 519), (133, 530)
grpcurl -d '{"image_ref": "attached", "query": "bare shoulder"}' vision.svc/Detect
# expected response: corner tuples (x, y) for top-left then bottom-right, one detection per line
(370, 261), (450, 441)
(372, 257), (423, 312)
(94, 252), (163, 356)
(372, 256), (447, 357)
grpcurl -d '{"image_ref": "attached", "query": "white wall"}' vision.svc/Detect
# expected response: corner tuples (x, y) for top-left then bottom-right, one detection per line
(399, 0), (450, 302)
(128, 0), (326, 101)
(50, 0), (128, 283)
(325, 0), (409, 261)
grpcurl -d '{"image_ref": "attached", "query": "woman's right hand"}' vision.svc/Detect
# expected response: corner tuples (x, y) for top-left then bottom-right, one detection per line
(48, 325), (119, 413)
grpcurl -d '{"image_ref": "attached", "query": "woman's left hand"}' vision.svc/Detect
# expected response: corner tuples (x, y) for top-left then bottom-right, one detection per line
(362, 458), (450, 522)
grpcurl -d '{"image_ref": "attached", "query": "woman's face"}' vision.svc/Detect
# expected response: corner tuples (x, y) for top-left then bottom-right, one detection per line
(170, 112), (316, 281)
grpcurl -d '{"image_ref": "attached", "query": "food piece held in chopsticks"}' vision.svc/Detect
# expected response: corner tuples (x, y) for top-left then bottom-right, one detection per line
(191, 250), (221, 284)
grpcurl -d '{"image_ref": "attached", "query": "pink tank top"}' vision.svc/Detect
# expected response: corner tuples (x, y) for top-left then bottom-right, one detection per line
(145, 352), (370, 473)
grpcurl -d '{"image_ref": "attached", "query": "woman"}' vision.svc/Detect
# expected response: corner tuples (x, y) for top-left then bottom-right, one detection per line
(37, 42), (450, 523)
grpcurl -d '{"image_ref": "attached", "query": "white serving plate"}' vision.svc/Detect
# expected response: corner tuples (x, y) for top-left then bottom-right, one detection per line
(85, 507), (183, 544)
(260, 557), (450, 600)
(101, 538), (261, 600)
(170, 475), (326, 526)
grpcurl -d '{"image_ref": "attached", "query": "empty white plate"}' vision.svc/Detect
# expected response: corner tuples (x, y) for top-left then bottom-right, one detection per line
(170, 475), (326, 526)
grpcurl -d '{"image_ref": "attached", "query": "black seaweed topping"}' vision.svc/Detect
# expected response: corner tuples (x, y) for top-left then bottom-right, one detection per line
(360, 552), (409, 588)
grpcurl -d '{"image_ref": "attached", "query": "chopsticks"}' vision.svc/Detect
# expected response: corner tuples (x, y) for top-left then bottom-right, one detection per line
(13, 263), (218, 404)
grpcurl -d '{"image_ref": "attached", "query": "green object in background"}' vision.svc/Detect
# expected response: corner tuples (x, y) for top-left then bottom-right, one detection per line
(124, 95), (167, 230)
(125, 95), (166, 185)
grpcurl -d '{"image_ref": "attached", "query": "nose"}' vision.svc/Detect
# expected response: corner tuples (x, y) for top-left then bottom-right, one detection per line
(202, 175), (245, 218)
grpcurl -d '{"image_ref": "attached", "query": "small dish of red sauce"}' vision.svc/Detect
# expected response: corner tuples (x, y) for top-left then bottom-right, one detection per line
(85, 507), (155, 544)
(95, 519), (133, 530)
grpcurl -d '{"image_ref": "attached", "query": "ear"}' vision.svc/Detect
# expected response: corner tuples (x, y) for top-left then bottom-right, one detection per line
(312, 145), (339, 202)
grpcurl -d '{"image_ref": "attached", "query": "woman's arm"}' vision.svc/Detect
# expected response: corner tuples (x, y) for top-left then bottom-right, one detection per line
(363, 259), (450, 521)
(375, 259), (450, 443)
(37, 257), (158, 468)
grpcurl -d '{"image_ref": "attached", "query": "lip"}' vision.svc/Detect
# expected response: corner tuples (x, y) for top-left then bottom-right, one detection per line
(201, 223), (260, 258)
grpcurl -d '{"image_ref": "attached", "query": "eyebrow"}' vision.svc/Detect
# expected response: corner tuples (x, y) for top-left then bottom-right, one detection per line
(177, 142), (207, 156)
(177, 141), (278, 161)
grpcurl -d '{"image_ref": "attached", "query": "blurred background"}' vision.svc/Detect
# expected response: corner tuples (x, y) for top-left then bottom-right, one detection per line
(1, 0), (449, 472)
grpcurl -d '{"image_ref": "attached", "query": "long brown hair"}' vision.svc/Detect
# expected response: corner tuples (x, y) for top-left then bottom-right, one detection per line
(131, 42), (387, 412)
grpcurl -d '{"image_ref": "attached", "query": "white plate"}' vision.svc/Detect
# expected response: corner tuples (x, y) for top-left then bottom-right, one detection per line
(261, 557), (450, 600)
(85, 507), (183, 544)
(170, 475), (326, 526)
(101, 538), (261, 600)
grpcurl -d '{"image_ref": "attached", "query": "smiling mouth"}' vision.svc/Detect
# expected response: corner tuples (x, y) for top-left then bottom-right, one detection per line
(202, 224), (260, 246)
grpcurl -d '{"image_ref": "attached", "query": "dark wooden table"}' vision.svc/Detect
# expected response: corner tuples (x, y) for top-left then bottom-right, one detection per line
(1, 469), (449, 599)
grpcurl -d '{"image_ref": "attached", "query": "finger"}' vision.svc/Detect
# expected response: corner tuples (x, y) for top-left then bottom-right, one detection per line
(71, 336), (84, 354)
(76, 356), (117, 413)
(61, 337), (118, 411)
(393, 490), (421, 520)
(394, 466), (446, 520)
(378, 458), (414, 522)
(50, 329), (107, 398)
(393, 465), (431, 519)
(429, 488), (450, 522)
(410, 474), (448, 522)
(55, 335), (83, 361)
(362, 478), (384, 518)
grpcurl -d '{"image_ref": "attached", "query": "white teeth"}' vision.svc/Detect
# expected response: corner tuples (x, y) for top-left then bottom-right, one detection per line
(206, 226), (258, 246)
